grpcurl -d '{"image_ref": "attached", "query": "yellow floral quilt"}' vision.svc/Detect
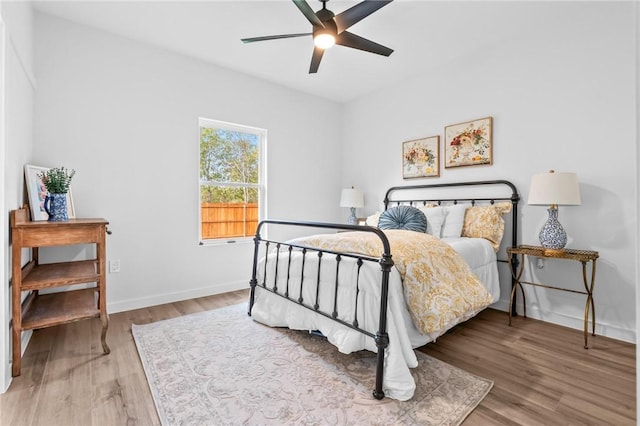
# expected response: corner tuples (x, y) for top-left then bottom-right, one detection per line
(291, 229), (494, 335)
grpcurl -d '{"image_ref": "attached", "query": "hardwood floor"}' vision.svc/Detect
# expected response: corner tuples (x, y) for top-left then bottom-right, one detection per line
(420, 309), (636, 425)
(0, 289), (635, 425)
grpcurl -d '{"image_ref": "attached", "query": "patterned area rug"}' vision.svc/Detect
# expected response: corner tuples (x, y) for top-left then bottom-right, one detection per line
(132, 304), (492, 426)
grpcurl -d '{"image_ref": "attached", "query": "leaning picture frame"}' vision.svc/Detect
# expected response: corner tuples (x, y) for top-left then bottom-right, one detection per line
(24, 164), (76, 221)
(444, 116), (493, 168)
(402, 135), (440, 179)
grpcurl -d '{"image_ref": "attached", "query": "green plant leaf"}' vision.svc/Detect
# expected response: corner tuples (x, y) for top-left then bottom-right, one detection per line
(38, 167), (76, 194)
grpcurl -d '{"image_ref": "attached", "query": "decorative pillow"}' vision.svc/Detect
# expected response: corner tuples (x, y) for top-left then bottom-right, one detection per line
(378, 205), (427, 233)
(365, 211), (380, 227)
(440, 204), (468, 238)
(417, 205), (445, 237)
(462, 202), (513, 251)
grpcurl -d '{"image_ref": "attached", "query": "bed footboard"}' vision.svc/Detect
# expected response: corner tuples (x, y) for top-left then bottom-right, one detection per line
(248, 220), (394, 400)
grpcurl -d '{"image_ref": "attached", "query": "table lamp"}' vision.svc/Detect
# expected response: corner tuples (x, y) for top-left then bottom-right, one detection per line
(340, 187), (364, 225)
(527, 170), (581, 251)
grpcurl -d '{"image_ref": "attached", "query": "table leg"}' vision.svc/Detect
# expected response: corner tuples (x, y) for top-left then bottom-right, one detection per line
(12, 322), (20, 377)
(101, 313), (110, 354)
(509, 285), (517, 326)
(12, 240), (22, 377)
(97, 228), (110, 354)
(581, 260), (597, 349)
(508, 253), (526, 326)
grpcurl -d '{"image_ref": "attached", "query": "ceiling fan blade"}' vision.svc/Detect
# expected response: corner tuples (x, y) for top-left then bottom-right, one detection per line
(293, 0), (325, 28)
(336, 31), (393, 56)
(309, 46), (324, 74)
(241, 33), (312, 43)
(334, 0), (393, 33)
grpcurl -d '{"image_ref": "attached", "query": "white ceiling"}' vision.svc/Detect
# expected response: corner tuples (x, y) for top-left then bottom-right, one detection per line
(33, 1), (553, 103)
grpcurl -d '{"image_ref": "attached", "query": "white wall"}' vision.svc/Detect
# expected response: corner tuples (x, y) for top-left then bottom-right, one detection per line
(342, 2), (637, 342)
(0, 1), (36, 393)
(33, 13), (343, 313)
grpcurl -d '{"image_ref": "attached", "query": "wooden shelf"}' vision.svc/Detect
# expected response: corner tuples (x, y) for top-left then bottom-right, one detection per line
(10, 206), (110, 376)
(21, 260), (100, 291)
(21, 288), (100, 330)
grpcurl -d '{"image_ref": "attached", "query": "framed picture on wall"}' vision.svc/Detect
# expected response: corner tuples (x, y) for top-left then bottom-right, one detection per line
(444, 116), (493, 168)
(24, 164), (76, 221)
(402, 135), (440, 179)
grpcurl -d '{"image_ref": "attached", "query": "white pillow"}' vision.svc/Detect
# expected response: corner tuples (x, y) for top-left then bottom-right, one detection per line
(440, 204), (469, 238)
(365, 211), (380, 227)
(417, 206), (445, 237)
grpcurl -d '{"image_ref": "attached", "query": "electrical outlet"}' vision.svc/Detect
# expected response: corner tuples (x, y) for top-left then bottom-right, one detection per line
(109, 259), (121, 273)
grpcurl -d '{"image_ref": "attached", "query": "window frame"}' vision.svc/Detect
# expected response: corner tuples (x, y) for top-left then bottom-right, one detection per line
(198, 117), (266, 245)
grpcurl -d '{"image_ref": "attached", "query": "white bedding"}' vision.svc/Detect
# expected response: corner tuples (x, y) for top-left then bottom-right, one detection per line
(250, 236), (499, 401)
(444, 237), (500, 302)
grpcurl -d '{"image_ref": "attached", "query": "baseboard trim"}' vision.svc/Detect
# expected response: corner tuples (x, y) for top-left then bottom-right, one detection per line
(107, 281), (248, 314)
(491, 299), (636, 344)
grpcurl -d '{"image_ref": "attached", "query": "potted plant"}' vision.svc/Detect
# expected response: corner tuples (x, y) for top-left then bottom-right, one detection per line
(38, 167), (75, 221)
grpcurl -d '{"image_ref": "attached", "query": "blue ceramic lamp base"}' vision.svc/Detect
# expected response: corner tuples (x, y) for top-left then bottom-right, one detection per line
(347, 207), (357, 225)
(539, 206), (567, 250)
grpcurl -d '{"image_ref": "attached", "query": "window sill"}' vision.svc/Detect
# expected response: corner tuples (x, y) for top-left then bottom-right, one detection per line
(199, 237), (254, 247)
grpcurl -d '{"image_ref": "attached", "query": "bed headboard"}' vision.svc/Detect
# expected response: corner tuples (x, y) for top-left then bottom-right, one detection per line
(383, 180), (519, 314)
(383, 179), (519, 250)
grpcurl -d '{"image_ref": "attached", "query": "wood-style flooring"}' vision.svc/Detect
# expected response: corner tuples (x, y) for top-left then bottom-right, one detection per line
(0, 289), (635, 425)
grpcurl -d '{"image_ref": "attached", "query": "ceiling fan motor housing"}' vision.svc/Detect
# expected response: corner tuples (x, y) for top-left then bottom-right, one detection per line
(314, 8), (337, 39)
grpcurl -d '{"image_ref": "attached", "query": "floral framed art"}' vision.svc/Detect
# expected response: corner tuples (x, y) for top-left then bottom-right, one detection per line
(444, 116), (493, 168)
(402, 136), (440, 179)
(24, 164), (76, 221)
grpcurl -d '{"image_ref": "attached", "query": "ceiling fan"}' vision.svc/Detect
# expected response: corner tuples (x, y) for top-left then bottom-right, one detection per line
(241, 0), (394, 74)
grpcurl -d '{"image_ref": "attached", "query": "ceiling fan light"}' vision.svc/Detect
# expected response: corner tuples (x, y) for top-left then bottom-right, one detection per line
(314, 33), (335, 49)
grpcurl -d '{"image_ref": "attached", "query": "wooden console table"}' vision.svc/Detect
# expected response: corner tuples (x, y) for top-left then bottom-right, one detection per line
(10, 207), (110, 376)
(506, 245), (599, 349)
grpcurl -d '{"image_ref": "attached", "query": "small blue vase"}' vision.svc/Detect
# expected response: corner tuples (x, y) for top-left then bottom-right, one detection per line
(539, 207), (567, 250)
(44, 193), (69, 222)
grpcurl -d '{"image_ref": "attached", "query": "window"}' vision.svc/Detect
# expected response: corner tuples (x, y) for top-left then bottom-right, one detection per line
(199, 118), (265, 243)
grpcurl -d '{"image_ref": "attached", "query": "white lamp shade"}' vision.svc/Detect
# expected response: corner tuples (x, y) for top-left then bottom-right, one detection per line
(527, 171), (581, 206)
(339, 188), (364, 208)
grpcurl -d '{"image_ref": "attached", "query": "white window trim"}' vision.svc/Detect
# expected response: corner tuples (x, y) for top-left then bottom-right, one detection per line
(198, 118), (266, 245)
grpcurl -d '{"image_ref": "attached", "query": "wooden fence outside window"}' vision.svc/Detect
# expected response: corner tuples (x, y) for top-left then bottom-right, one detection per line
(201, 202), (258, 239)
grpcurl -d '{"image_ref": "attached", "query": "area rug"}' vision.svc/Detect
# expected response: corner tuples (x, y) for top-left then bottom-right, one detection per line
(132, 304), (492, 426)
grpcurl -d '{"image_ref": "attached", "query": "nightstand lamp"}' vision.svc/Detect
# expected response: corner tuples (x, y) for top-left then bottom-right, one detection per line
(527, 170), (581, 251)
(340, 187), (364, 225)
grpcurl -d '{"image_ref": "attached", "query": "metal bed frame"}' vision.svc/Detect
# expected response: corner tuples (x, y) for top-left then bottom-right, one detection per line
(248, 180), (519, 400)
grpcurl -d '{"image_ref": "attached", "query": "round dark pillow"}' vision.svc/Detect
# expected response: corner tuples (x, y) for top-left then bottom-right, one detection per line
(378, 205), (427, 233)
